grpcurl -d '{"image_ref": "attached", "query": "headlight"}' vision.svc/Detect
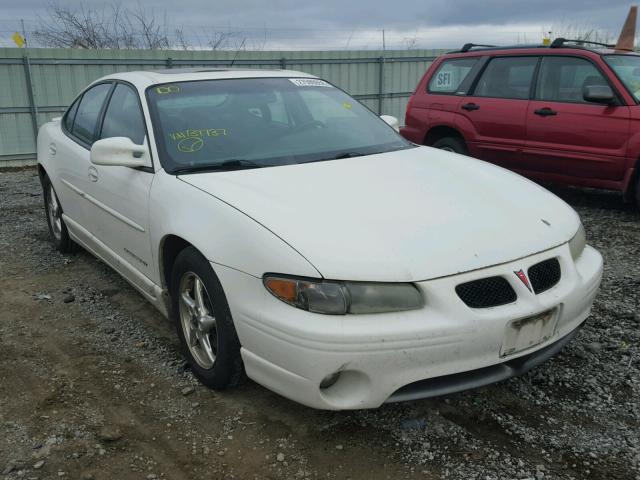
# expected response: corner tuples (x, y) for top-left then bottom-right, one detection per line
(263, 275), (424, 315)
(568, 222), (586, 260)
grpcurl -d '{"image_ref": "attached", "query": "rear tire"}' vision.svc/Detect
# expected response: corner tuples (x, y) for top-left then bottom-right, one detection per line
(42, 174), (76, 253)
(635, 175), (640, 212)
(170, 246), (245, 389)
(432, 137), (468, 155)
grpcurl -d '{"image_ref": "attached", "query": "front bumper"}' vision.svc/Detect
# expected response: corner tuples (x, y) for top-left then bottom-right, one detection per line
(216, 243), (603, 410)
(387, 322), (581, 403)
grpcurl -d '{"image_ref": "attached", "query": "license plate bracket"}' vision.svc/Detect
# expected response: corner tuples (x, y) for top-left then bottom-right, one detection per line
(500, 309), (558, 358)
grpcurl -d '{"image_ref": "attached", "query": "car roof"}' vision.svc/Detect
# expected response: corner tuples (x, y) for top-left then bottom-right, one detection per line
(92, 68), (317, 89)
(445, 42), (640, 57)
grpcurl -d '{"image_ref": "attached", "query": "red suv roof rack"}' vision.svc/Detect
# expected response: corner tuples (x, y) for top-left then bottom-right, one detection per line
(550, 38), (615, 49)
(458, 43), (497, 53)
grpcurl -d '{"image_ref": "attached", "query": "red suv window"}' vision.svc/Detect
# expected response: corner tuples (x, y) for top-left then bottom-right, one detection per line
(428, 58), (480, 94)
(535, 56), (609, 104)
(473, 56), (538, 100)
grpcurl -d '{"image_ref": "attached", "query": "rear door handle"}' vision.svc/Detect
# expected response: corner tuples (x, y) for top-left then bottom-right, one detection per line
(534, 108), (557, 117)
(461, 103), (480, 111)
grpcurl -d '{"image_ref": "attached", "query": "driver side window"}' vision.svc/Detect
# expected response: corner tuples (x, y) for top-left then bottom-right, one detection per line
(100, 84), (147, 145)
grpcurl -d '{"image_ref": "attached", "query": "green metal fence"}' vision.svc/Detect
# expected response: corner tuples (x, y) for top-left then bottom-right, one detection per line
(0, 47), (447, 166)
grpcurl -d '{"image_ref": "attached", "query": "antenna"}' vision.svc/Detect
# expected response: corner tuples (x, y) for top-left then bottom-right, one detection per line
(615, 5), (637, 51)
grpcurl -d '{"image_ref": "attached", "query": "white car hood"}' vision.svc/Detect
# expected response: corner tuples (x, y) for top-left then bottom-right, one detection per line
(180, 147), (579, 282)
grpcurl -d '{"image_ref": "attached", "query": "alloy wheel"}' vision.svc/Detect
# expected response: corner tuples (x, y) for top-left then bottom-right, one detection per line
(178, 272), (218, 369)
(47, 184), (63, 241)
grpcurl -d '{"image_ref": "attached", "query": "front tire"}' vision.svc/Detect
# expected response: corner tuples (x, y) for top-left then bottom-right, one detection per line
(42, 174), (76, 253)
(432, 136), (468, 155)
(170, 247), (245, 389)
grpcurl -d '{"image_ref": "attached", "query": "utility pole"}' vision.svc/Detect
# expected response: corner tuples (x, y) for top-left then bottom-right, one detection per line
(20, 18), (27, 46)
(382, 29), (386, 51)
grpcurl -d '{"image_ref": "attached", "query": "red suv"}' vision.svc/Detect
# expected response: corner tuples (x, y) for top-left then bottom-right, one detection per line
(400, 40), (640, 209)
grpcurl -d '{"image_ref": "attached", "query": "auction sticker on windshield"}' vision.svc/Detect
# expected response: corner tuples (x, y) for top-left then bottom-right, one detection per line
(289, 78), (331, 87)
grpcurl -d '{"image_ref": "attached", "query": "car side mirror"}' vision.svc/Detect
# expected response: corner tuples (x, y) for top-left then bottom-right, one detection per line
(583, 85), (615, 105)
(90, 137), (151, 168)
(380, 115), (400, 132)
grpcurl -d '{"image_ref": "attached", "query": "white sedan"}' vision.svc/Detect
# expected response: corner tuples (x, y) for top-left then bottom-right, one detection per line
(37, 69), (603, 410)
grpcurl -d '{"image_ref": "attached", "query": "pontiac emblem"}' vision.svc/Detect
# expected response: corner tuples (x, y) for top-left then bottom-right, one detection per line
(514, 269), (532, 293)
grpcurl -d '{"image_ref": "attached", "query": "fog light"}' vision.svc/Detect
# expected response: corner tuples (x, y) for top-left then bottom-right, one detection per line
(319, 371), (341, 389)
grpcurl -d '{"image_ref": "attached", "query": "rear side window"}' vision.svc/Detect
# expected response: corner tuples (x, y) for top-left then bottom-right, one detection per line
(100, 84), (146, 145)
(473, 57), (538, 100)
(535, 56), (609, 104)
(63, 98), (80, 132)
(72, 83), (112, 145)
(428, 58), (479, 94)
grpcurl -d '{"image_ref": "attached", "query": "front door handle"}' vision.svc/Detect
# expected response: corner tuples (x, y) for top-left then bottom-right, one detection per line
(462, 103), (480, 111)
(88, 166), (99, 182)
(534, 108), (557, 117)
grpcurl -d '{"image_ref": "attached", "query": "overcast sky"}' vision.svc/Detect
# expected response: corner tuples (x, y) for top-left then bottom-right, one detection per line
(0, 0), (636, 50)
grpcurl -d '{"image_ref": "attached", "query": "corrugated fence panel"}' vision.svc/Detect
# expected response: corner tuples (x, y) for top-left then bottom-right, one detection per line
(0, 64), (29, 108)
(0, 113), (33, 156)
(0, 47), (446, 165)
(383, 97), (411, 124)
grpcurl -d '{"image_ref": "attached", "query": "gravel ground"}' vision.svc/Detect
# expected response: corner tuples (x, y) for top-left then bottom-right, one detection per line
(0, 168), (638, 480)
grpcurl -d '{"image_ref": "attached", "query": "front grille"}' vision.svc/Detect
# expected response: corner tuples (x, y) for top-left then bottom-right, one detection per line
(455, 276), (517, 308)
(528, 258), (561, 294)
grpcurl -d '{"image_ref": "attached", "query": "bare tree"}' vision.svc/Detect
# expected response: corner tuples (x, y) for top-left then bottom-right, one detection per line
(401, 36), (418, 50)
(173, 28), (190, 51)
(207, 31), (231, 50)
(127, 4), (170, 49)
(33, 1), (245, 50)
(33, 2), (109, 48)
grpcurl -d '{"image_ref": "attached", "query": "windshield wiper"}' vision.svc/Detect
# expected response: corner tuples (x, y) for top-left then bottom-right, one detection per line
(302, 151), (384, 164)
(172, 159), (264, 174)
(332, 152), (367, 160)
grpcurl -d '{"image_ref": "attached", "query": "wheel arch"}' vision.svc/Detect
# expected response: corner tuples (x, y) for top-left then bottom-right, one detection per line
(424, 125), (466, 146)
(37, 163), (53, 191)
(622, 157), (640, 203)
(159, 234), (197, 291)
(37, 163), (47, 180)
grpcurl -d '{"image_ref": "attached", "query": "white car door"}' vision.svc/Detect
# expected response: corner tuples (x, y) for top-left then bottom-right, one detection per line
(83, 82), (156, 284)
(54, 82), (113, 236)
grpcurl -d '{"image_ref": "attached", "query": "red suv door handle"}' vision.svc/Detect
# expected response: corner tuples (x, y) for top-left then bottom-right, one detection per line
(461, 103), (480, 111)
(534, 108), (557, 117)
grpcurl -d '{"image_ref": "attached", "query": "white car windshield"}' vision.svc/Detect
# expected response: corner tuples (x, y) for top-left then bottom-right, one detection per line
(146, 77), (413, 173)
(604, 54), (640, 101)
